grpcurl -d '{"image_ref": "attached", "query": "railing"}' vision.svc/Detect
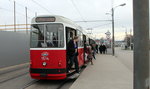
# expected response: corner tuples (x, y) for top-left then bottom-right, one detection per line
(0, 24), (31, 33)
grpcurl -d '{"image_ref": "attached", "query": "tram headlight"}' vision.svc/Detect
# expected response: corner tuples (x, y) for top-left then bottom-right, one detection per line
(43, 62), (47, 66)
(58, 60), (62, 67)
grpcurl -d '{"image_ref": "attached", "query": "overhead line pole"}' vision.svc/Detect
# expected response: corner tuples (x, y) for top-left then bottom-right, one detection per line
(133, 0), (149, 89)
(25, 7), (28, 34)
(111, 8), (115, 56)
(14, 1), (16, 32)
(35, 12), (37, 17)
(106, 3), (126, 56)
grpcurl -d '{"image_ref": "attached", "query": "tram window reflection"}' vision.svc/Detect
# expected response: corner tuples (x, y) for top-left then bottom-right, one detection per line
(31, 24), (45, 48)
(31, 24), (64, 48)
(46, 24), (64, 48)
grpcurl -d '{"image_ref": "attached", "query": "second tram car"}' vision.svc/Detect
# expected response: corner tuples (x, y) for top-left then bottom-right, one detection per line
(30, 15), (95, 80)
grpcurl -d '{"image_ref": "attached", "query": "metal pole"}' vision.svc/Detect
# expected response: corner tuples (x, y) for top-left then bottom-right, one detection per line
(25, 7), (28, 34)
(130, 29), (132, 47)
(126, 28), (128, 48)
(14, 1), (16, 32)
(35, 12), (37, 17)
(133, 0), (149, 89)
(5, 24), (6, 31)
(130, 29), (132, 36)
(112, 8), (115, 56)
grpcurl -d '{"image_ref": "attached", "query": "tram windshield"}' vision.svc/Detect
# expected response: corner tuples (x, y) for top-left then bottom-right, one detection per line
(31, 24), (64, 48)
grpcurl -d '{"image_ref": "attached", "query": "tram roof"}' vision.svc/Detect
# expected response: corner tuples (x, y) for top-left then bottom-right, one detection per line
(31, 15), (81, 28)
(31, 15), (93, 36)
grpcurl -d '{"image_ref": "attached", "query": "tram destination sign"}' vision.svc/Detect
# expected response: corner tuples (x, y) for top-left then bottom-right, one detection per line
(36, 17), (56, 22)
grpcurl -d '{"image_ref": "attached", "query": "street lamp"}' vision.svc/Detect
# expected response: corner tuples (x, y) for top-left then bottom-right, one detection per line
(108, 3), (126, 56)
(119, 3), (126, 6)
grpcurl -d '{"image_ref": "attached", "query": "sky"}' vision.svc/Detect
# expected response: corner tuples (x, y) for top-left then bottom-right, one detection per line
(0, 0), (133, 41)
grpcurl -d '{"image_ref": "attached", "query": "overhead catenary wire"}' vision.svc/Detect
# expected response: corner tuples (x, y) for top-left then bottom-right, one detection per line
(84, 23), (112, 29)
(12, 0), (39, 17)
(70, 0), (111, 30)
(8, 0), (33, 18)
(92, 23), (112, 28)
(9, 0), (34, 19)
(15, 1), (25, 8)
(3, 0), (112, 32)
(0, 7), (12, 12)
(75, 20), (112, 23)
(14, 1), (37, 16)
(31, 0), (54, 14)
(70, 0), (86, 22)
(0, 7), (31, 19)
(85, 23), (112, 35)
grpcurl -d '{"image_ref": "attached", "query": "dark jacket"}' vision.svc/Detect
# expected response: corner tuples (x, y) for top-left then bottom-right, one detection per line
(99, 45), (103, 51)
(102, 45), (107, 51)
(67, 40), (78, 56)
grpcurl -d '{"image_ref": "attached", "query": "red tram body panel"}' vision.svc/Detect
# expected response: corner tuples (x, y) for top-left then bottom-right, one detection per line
(30, 50), (66, 69)
(77, 48), (85, 66)
(30, 50), (67, 80)
(30, 48), (84, 80)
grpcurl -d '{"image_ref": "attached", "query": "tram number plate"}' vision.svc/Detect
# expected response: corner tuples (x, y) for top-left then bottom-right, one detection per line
(40, 74), (47, 77)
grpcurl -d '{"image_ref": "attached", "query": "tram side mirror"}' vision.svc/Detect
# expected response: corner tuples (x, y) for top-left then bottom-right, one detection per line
(32, 24), (39, 29)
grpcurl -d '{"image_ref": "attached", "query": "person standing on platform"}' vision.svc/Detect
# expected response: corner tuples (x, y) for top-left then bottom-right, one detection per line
(102, 44), (107, 54)
(87, 46), (94, 65)
(95, 44), (98, 53)
(91, 44), (96, 60)
(99, 44), (103, 54)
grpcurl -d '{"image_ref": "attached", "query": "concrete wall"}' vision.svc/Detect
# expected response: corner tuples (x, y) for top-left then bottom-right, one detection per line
(0, 32), (30, 68)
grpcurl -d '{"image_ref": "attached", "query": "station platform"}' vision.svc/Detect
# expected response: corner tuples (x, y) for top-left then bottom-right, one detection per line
(69, 54), (133, 89)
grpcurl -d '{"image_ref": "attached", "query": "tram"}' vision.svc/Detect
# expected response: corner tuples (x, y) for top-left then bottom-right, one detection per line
(30, 15), (94, 80)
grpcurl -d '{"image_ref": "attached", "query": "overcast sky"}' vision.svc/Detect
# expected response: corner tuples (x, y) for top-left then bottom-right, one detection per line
(0, 0), (133, 40)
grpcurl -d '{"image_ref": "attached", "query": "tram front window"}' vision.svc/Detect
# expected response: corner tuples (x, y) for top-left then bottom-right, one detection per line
(31, 24), (64, 48)
(46, 24), (64, 48)
(31, 24), (45, 48)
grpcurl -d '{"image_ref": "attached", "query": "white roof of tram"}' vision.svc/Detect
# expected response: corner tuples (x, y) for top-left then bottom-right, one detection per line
(31, 15), (93, 36)
(32, 15), (81, 29)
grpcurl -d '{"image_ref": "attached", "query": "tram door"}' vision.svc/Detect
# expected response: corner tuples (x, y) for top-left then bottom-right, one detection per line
(65, 27), (76, 71)
(66, 27), (76, 44)
(83, 35), (87, 61)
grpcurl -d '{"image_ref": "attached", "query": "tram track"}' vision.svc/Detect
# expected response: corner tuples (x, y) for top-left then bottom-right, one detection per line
(0, 62), (87, 89)
(20, 79), (75, 89)
(21, 65), (86, 89)
(20, 79), (39, 89)
(0, 72), (28, 84)
(0, 63), (29, 75)
(56, 79), (75, 89)
(0, 66), (28, 76)
(0, 67), (29, 84)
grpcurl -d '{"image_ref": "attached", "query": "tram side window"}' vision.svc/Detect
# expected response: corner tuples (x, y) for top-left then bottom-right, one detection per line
(66, 27), (73, 42)
(86, 38), (90, 46)
(31, 24), (45, 48)
(77, 31), (80, 47)
(77, 31), (83, 47)
(80, 33), (83, 47)
(66, 27), (76, 44)
(46, 24), (64, 48)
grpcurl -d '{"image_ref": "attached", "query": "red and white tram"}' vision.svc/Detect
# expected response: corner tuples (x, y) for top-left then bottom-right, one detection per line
(30, 15), (94, 80)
